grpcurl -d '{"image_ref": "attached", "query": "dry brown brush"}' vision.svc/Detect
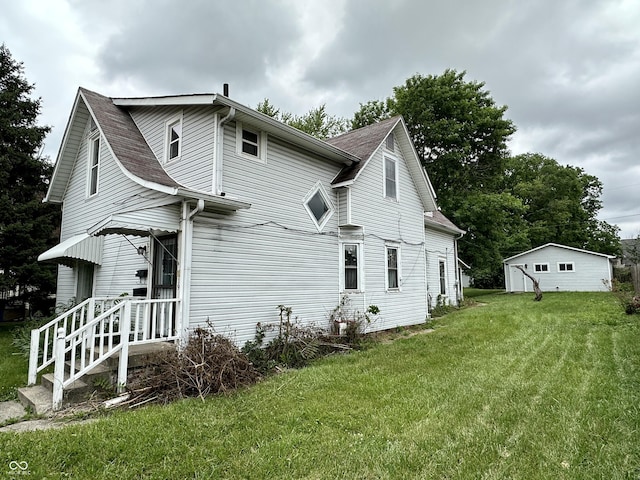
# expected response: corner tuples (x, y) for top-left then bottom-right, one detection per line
(126, 328), (260, 406)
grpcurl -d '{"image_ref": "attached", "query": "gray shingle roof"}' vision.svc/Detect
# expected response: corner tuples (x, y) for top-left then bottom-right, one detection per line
(327, 116), (401, 184)
(80, 88), (180, 188)
(425, 210), (465, 235)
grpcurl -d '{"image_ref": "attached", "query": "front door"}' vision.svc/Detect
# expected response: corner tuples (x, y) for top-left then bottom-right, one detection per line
(148, 235), (178, 338)
(152, 235), (177, 300)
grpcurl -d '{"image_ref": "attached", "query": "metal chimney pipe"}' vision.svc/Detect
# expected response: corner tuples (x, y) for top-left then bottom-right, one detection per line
(223, 83), (229, 96)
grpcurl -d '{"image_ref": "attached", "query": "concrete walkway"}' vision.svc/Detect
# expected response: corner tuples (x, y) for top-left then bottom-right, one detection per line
(0, 400), (98, 433)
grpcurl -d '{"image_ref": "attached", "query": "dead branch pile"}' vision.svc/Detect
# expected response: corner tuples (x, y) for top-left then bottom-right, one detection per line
(126, 328), (260, 407)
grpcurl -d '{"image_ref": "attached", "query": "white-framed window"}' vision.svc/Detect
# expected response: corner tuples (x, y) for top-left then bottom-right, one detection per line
(303, 182), (335, 231)
(534, 263), (549, 273)
(439, 258), (447, 295)
(164, 115), (182, 163)
(341, 242), (364, 292)
(385, 132), (395, 152)
(236, 122), (267, 162)
(558, 262), (575, 272)
(386, 244), (401, 291)
(87, 132), (100, 197)
(384, 155), (398, 200)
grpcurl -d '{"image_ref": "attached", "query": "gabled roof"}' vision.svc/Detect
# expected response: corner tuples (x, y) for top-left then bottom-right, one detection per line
(328, 117), (402, 183)
(424, 210), (465, 235)
(504, 243), (616, 263)
(80, 88), (180, 188)
(45, 88), (250, 212)
(327, 116), (438, 212)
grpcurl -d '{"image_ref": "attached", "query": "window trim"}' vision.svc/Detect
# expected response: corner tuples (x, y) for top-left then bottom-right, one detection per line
(341, 241), (364, 293)
(236, 122), (267, 163)
(438, 257), (447, 296)
(303, 182), (335, 231)
(383, 154), (399, 201)
(87, 132), (100, 198)
(164, 114), (183, 164)
(385, 243), (401, 291)
(534, 263), (550, 273)
(557, 262), (575, 273)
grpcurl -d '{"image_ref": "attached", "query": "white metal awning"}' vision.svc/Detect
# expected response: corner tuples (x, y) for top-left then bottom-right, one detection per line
(88, 211), (179, 237)
(38, 233), (104, 267)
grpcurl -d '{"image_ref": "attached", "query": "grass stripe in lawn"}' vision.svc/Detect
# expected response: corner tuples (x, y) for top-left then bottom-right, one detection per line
(0, 292), (638, 479)
(0, 323), (28, 402)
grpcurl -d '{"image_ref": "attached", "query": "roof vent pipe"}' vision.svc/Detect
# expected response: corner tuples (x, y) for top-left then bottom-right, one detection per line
(223, 83), (229, 97)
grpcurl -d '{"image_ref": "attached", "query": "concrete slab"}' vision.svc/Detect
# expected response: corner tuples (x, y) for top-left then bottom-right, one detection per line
(0, 417), (98, 433)
(0, 401), (26, 424)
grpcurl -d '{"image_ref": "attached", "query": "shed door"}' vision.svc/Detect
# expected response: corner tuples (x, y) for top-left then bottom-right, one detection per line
(510, 264), (527, 292)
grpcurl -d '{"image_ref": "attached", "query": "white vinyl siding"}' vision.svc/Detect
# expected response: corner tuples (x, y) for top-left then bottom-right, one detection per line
(424, 227), (459, 309)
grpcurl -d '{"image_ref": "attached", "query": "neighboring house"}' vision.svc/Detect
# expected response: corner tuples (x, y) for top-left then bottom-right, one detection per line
(32, 88), (463, 408)
(503, 243), (615, 293)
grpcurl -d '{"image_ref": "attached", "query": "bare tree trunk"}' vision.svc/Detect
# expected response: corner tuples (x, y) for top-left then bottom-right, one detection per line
(632, 264), (640, 294)
(514, 265), (543, 301)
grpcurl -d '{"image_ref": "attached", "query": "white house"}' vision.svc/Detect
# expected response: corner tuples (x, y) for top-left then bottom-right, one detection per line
(503, 243), (615, 293)
(30, 87), (463, 408)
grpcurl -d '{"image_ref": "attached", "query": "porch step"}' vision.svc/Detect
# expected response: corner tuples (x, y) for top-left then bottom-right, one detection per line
(102, 341), (175, 369)
(66, 361), (114, 387)
(17, 385), (53, 415)
(41, 373), (90, 403)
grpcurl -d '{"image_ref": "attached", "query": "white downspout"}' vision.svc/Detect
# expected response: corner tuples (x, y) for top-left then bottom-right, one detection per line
(214, 107), (236, 195)
(178, 198), (205, 346)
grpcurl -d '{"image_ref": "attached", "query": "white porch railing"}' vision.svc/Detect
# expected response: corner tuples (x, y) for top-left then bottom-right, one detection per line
(27, 297), (179, 410)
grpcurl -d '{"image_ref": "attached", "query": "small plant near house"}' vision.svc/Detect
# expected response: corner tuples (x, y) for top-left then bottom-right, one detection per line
(328, 295), (380, 345)
(430, 294), (457, 318)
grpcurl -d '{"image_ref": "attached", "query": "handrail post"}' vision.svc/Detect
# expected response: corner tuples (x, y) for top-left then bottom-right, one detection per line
(52, 327), (66, 411)
(117, 301), (131, 393)
(27, 329), (39, 385)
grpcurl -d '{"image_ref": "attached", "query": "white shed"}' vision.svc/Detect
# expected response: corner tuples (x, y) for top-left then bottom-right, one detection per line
(504, 243), (615, 292)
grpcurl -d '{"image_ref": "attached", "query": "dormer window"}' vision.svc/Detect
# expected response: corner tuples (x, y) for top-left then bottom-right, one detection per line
(164, 115), (182, 163)
(236, 122), (267, 162)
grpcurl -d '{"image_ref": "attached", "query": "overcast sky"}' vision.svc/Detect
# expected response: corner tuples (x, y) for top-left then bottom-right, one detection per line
(3, 0), (639, 238)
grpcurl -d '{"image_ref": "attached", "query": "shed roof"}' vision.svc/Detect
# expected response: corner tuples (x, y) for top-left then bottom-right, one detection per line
(424, 210), (465, 235)
(503, 243), (616, 263)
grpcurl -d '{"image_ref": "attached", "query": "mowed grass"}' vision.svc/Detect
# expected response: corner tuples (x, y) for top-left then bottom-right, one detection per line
(1, 292), (639, 479)
(0, 323), (28, 401)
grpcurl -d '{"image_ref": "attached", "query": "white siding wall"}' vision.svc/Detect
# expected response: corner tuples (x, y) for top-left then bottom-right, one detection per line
(347, 132), (429, 329)
(187, 126), (343, 344)
(55, 117), (161, 304)
(128, 106), (215, 192)
(425, 227), (459, 308)
(504, 246), (612, 292)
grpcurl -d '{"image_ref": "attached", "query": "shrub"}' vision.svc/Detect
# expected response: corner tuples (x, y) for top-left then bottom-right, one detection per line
(328, 296), (379, 345)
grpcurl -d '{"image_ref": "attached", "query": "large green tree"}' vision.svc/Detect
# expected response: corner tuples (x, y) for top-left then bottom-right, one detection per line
(257, 99), (347, 139)
(0, 44), (60, 310)
(503, 153), (619, 256)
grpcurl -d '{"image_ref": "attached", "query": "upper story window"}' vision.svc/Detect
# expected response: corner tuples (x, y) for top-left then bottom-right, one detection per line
(385, 132), (394, 152)
(304, 182), (334, 231)
(558, 262), (575, 272)
(165, 115), (182, 163)
(534, 263), (549, 273)
(384, 156), (398, 200)
(236, 122), (267, 162)
(87, 133), (100, 197)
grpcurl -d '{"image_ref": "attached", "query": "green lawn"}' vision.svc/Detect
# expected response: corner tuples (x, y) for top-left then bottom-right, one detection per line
(0, 323), (28, 401)
(1, 292), (639, 479)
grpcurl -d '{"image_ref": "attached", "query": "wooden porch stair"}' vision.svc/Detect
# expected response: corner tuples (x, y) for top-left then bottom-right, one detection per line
(17, 342), (174, 414)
